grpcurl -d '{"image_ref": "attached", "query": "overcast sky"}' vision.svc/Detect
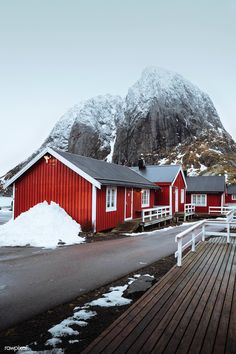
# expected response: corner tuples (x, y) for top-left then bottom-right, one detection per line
(0, 0), (236, 176)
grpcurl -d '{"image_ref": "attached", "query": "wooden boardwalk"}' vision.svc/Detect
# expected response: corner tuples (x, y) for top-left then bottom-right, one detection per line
(83, 237), (236, 354)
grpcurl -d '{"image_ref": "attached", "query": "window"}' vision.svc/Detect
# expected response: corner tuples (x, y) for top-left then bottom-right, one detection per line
(181, 189), (185, 204)
(106, 187), (117, 211)
(141, 189), (150, 207)
(191, 194), (207, 207)
(232, 194), (236, 201)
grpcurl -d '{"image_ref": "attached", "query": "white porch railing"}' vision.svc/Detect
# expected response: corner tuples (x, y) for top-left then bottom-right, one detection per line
(184, 204), (195, 215)
(142, 206), (171, 223)
(175, 209), (236, 267)
(208, 206), (233, 215)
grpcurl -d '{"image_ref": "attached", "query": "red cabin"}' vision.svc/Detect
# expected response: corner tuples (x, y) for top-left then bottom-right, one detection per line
(5, 148), (159, 233)
(225, 185), (236, 206)
(131, 165), (187, 214)
(186, 176), (225, 214)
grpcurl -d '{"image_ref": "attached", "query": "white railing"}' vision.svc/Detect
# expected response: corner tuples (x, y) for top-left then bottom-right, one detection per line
(175, 209), (236, 267)
(184, 204), (195, 215)
(142, 206), (171, 223)
(208, 206), (232, 215)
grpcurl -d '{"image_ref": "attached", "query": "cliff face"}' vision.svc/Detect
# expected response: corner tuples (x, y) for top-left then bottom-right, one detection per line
(4, 67), (236, 184)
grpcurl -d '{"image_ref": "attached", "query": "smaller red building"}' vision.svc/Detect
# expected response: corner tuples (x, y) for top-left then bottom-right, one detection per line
(131, 165), (187, 214)
(186, 176), (225, 213)
(225, 185), (236, 206)
(5, 148), (159, 233)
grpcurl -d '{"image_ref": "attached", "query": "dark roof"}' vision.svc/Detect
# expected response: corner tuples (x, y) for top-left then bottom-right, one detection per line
(227, 185), (236, 195)
(186, 176), (225, 193)
(131, 165), (181, 183)
(53, 149), (159, 189)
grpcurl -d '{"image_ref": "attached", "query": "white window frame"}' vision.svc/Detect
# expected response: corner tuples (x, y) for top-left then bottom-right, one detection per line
(232, 194), (236, 201)
(191, 194), (207, 207)
(181, 189), (185, 204)
(141, 189), (150, 208)
(106, 187), (117, 212)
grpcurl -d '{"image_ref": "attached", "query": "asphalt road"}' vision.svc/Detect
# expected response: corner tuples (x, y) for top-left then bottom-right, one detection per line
(0, 224), (200, 331)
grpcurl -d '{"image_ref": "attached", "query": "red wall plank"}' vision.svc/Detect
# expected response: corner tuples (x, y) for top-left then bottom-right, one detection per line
(186, 193), (222, 213)
(14, 156), (93, 230)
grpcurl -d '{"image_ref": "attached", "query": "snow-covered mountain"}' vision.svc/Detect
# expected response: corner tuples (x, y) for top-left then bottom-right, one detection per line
(3, 66), (236, 184)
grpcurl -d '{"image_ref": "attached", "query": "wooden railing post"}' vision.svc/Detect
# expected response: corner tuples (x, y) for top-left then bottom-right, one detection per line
(202, 224), (205, 241)
(191, 232), (196, 252)
(227, 223), (230, 243)
(177, 239), (183, 267)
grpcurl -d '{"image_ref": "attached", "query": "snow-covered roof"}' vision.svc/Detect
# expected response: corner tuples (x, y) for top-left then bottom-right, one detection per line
(5, 148), (159, 190)
(131, 165), (184, 184)
(186, 176), (225, 193)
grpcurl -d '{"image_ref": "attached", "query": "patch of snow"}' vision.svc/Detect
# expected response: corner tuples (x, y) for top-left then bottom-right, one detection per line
(73, 309), (97, 321)
(158, 158), (169, 165)
(106, 135), (116, 163)
(69, 340), (80, 344)
(88, 285), (132, 307)
(45, 338), (62, 347)
(0, 196), (12, 208)
(200, 164), (207, 172)
(0, 201), (83, 248)
(209, 148), (223, 155)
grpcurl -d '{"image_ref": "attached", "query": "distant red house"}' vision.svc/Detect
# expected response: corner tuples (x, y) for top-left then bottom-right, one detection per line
(131, 165), (187, 214)
(4, 148), (159, 233)
(225, 185), (236, 206)
(186, 176), (225, 213)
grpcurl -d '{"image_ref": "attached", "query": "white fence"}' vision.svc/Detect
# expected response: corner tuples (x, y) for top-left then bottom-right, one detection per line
(142, 206), (171, 223)
(175, 209), (236, 267)
(208, 206), (233, 215)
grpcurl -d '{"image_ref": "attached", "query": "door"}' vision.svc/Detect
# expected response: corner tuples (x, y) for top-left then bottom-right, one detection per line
(175, 188), (179, 213)
(125, 188), (132, 220)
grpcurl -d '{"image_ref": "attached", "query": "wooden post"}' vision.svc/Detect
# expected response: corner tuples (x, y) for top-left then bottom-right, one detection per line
(227, 223), (230, 243)
(177, 239), (182, 267)
(202, 224), (205, 242)
(191, 232), (195, 252)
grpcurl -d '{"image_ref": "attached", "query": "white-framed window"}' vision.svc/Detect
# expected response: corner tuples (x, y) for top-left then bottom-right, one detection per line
(106, 187), (117, 212)
(181, 189), (185, 204)
(232, 194), (236, 201)
(191, 194), (207, 207)
(141, 189), (150, 207)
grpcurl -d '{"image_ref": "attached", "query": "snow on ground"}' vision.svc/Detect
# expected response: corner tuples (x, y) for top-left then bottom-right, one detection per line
(125, 221), (199, 237)
(0, 196), (12, 208)
(88, 285), (132, 307)
(0, 201), (84, 248)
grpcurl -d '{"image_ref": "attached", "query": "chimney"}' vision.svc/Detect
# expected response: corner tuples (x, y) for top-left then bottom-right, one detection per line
(183, 170), (188, 177)
(138, 154), (146, 170)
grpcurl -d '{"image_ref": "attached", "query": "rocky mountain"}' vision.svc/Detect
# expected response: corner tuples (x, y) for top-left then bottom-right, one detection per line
(3, 66), (236, 185)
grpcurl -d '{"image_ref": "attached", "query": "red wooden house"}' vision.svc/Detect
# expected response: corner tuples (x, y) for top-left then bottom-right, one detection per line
(131, 165), (187, 214)
(225, 185), (236, 206)
(186, 176), (225, 213)
(4, 148), (159, 233)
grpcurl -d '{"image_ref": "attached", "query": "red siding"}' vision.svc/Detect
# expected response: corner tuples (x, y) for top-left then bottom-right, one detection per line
(96, 186), (125, 232)
(155, 171), (186, 213)
(14, 156), (93, 230)
(172, 172), (186, 213)
(156, 183), (170, 207)
(225, 194), (236, 204)
(186, 193), (222, 213)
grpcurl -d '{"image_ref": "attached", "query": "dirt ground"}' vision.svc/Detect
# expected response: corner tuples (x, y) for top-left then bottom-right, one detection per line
(0, 254), (176, 353)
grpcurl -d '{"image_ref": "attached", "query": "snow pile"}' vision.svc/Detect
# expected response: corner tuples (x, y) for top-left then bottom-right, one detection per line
(0, 196), (12, 208)
(88, 285), (132, 307)
(0, 201), (83, 248)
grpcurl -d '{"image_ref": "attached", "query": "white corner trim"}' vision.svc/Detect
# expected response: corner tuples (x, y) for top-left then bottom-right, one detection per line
(4, 147), (101, 189)
(171, 166), (187, 188)
(12, 183), (15, 219)
(92, 185), (97, 232)
(169, 185), (173, 215)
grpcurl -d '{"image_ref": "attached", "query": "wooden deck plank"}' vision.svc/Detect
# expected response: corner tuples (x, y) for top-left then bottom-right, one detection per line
(200, 244), (236, 354)
(139, 242), (229, 354)
(82, 238), (236, 354)
(83, 241), (221, 354)
(169, 243), (233, 354)
(82, 242), (208, 354)
(187, 243), (234, 354)
(212, 246), (236, 354)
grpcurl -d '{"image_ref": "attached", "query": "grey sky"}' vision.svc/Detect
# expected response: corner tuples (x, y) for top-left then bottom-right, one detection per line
(1, 0), (235, 176)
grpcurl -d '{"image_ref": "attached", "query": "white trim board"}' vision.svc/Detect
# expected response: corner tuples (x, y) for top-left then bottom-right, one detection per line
(171, 166), (187, 189)
(4, 147), (101, 189)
